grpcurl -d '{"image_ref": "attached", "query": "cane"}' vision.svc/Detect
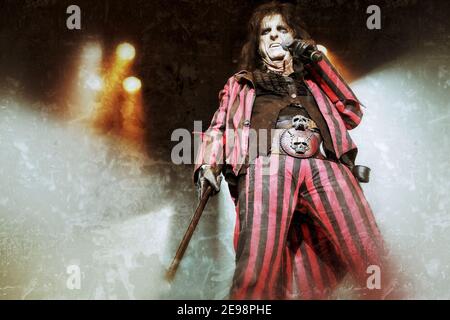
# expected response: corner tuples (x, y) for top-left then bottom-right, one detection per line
(165, 184), (213, 282)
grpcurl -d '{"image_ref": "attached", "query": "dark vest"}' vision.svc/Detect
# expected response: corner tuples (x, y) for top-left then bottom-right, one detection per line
(250, 69), (334, 159)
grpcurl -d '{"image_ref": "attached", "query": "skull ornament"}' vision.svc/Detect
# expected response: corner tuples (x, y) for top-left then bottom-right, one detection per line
(279, 116), (322, 158)
(291, 136), (310, 154)
(292, 115), (310, 131)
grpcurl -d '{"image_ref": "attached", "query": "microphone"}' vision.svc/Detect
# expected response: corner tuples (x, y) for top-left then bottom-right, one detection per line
(282, 39), (323, 63)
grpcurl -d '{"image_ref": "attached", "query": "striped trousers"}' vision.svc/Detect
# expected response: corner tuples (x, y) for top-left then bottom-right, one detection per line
(229, 154), (392, 300)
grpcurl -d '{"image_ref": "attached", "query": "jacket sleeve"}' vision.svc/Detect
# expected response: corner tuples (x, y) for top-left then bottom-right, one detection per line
(305, 55), (363, 130)
(193, 78), (231, 183)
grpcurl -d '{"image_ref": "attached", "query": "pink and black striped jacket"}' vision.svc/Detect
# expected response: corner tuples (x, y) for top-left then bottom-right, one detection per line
(194, 56), (363, 179)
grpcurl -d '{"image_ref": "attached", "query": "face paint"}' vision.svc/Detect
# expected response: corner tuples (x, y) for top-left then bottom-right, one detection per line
(258, 14), (294, 69)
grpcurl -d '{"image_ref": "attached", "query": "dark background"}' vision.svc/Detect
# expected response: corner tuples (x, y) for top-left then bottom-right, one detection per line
(1, 0), (449, 160)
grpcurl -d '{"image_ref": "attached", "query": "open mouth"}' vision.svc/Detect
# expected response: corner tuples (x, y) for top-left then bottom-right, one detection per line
(270, 43), (281, 48)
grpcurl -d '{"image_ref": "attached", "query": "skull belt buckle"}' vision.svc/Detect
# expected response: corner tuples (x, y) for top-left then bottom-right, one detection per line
(279, 115), (321, 158)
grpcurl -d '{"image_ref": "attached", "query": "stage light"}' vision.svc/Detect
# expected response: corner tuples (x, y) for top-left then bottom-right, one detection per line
(69, 43), (103, 119)
(116, 43), (136, 61)
(123, 76), (142, 93)
(83, 45), (102, 61)
(86, 74), (103, 91)
(317, 44), (328, 55)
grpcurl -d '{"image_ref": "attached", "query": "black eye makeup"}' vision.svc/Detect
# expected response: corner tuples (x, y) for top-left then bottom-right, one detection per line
(261, 28), (271, 35)
(260, 23), (290, 36)
(277, 25), (289, 33)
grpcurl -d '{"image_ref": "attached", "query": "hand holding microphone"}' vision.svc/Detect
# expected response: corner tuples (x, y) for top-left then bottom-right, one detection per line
(282, 39), (323, 63)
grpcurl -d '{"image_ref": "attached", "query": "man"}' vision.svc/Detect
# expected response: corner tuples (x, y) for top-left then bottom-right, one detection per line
(194, 2), (396, 299)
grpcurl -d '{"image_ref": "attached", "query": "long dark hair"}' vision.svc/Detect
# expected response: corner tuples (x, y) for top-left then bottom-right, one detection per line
(239, 1), (311, 71)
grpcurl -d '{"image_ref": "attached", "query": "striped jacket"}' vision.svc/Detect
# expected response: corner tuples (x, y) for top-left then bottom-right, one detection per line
(194, 56), (363, 179)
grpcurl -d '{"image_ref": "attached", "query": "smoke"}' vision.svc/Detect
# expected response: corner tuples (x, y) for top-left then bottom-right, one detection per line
(0, 99), (173, 299)
(350, 49), (450, 298)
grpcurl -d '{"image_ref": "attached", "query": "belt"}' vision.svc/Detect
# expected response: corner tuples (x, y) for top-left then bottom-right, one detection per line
(270, 129), (325, 159)
(270, 114), (324, 159)
(270, 115), (369, 182)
